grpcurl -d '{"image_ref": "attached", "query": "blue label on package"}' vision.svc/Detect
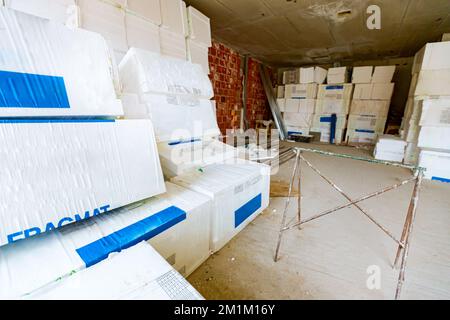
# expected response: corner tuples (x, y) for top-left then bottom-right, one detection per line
(76, 206), (187, 267)
(235, 194), (262, 228)
(0, 70), (70, 109)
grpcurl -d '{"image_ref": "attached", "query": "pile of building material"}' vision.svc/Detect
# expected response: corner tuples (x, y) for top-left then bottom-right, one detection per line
(0, 7), (271, 299)
(278, 67), (327, 136)
(374, 135), (407, 162)
(348, 66), (395, 145)
(313, 67), (352, 144)
(401, 41), (450, 182)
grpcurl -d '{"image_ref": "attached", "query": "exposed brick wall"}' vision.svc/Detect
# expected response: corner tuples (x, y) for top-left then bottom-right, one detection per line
(208, 41), (272, 135)
(246, 58), (272, 129)
(208, 42), (243, 134)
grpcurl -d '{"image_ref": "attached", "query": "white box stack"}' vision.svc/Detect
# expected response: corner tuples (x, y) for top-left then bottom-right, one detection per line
(283, 83), (318, 136)
(313, 82), (353, 144)
(374, 135), (407, 162)
(348, 65), (395, 145)
(0, 8), (166, 246)
(401, 41), (450, 181)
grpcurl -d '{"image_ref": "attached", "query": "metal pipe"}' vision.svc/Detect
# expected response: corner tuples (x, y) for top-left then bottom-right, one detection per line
(274, 150), (300, 262)
(395, 170), (424, 300)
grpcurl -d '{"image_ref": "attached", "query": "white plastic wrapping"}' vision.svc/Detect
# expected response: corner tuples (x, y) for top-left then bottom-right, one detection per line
(27, 242), (203, 300)
(171, 160), (270, 253)
(0, 119), (165, 247)
(157, 138), (237, 178)
(121, 92), (220, 142)
(0, 7), (122, 117)
(119, 48), (213, 99)
(419, 150), (450, 182)
(0, 182), (212, 298)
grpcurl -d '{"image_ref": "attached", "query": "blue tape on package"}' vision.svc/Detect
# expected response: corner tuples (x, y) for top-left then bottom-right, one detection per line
(0, 119), (115, 124)
(355, 129), (375, 133)
(168, 138), (202, 146)
(326, 85), (344, 90)
(320, 116), (332, 123)
(235, 194), (262, 228)
(292, 97), (306, 100)
(432, 177), (450, 184)
(76, 206), (186, 267)
(0, 70), (70, 109)
(288, 131), (304, 135)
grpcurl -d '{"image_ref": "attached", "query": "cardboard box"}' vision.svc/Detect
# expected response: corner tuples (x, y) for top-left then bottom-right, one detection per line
(283, 112), (314, 127)
(26, 243), (203, 300)
(186, 39), (210, 74)
(327, 67), (348, 84)
(157, 138), (237, 177)
(125, 12), (160, 54)
(171, 160), (270, 253)
(419, 99), (450, 127)
(315, 99), (350, 115)
(126, 0), (161, 26)
(350, 100), (390, 117)
(311, 127), (345, 144)
(352, 66), (373, 84)
(187, 6), (212, 48)
(348, 115), (387, 132)
(0, 119), (166, 247)
(318, 84), (354, 100)
(418, 127), (450, 150)
(300, 67), (327, 84)
(284, 84), (318, 99)
(284, 99), (315, 113)
(353, 84), (373, 100)
(0, 8), (122, 117)
(419, 150), (450, 181)
(119, 48), (213, 99)
(372, 66), (396, 83)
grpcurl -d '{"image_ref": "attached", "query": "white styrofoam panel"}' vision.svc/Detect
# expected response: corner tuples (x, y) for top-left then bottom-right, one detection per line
(125, 12), (160, 54)
(160, 0), (184, 35)
(186, 38), (209, 74)
(126, 0), (161, 25)
(159, 27), (187, 60)
(4, 0), (76, 25)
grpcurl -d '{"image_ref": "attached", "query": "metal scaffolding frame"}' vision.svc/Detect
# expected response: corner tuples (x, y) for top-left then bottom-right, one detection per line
(274, 147), (425, 300)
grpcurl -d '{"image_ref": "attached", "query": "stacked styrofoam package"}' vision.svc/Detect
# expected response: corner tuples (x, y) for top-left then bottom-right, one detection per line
(401, 41), (450, 182)
(348, 66), (395, 145)
(374, 135), (407, 162)
(279, 67), (326, 136)
(0, 8), (208, 299)
(313, 67), (352, 144)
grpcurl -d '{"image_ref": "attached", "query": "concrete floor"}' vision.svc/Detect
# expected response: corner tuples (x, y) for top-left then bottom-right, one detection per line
(187, 142), (450, 300)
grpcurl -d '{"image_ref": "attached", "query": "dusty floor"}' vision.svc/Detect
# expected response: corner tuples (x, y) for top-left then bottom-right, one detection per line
(187, 142), (450, 300)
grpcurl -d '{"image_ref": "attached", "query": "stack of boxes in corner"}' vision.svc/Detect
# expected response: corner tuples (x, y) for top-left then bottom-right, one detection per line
(185, 6), (212, 75)
(401, 41), (450, 182)
(313, 67), (352, 144)
(278, 67), (327, 136)
(348, 66), (395, 145)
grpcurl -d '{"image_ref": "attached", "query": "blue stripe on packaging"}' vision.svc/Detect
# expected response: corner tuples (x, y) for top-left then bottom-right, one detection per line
(76, 206), (186, 267)
(0, 70), (70, 109)
(235, 194), (262, 228)
(432, 177), (450, 184)
(325, 85), (344, 90)
(0, 118), (115, 124)
(168, 138), (202, 146)
(320, 116), (332, 123)
(355, 129), (375, 133)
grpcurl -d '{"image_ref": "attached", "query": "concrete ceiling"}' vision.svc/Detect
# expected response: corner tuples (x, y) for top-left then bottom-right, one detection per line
(185, 0), (450, 67)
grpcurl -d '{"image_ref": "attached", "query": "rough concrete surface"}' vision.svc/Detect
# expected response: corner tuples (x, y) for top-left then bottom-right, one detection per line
(187, 142), (450, 300)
